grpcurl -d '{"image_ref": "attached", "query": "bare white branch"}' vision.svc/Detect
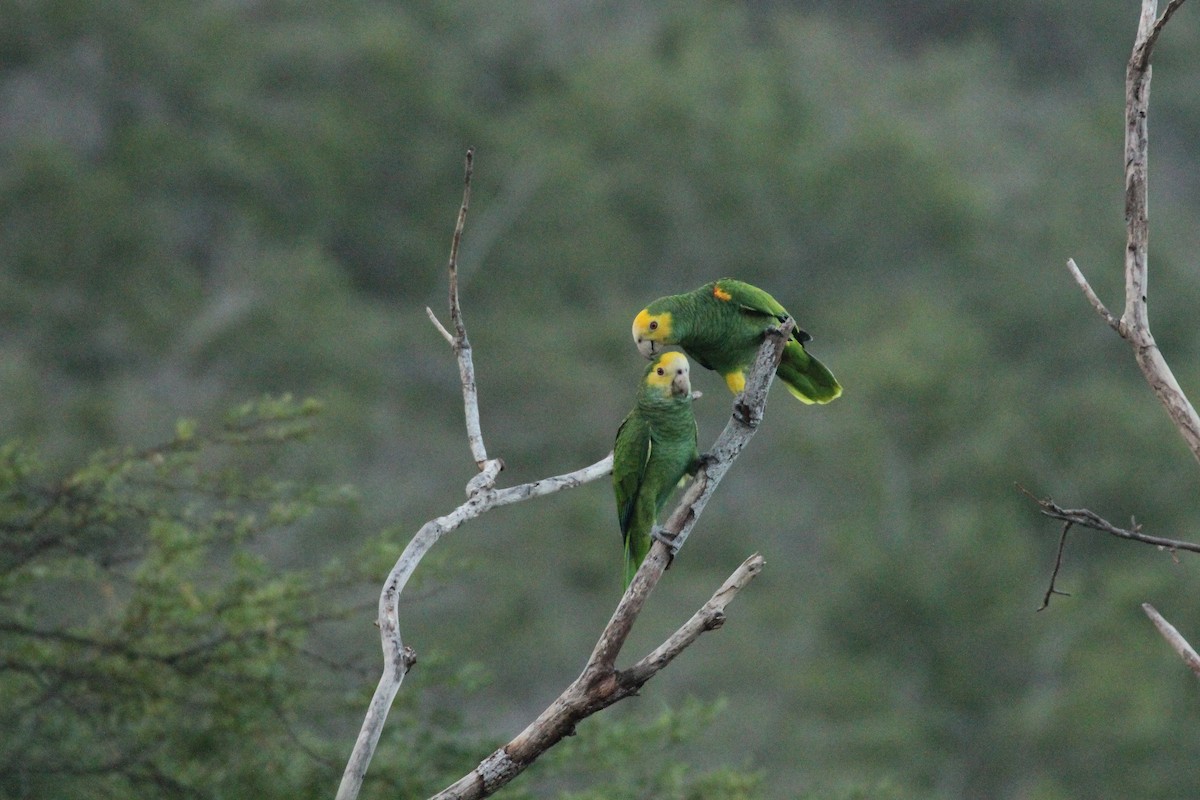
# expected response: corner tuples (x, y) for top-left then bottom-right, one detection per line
(1119, 0), (1200, 465)
(336, 150), (615, 800)
(1065, 0), (1200, 466)
(1065, 258), (1121, 333)
(622, 553), (765, 684)
(1142, 603), (1200, 679)
(430, 551), (767, 800)
(426, 306), (455, 345)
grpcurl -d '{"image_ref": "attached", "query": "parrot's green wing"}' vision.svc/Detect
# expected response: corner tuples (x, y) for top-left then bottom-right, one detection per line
(715, 279), (812, 344)
(612, 411), (652, 538)
(717, 280), (788, 319)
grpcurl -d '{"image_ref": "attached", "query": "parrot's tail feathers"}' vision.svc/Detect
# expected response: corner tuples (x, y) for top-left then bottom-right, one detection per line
(623, 531), (653, 589)
(778, 341), (842, 404)
(622, 539), (638, 589)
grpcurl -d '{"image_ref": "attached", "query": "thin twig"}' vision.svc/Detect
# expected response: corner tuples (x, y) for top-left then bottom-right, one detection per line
(448, 149), (473, 342)
(426, 307), (455, 345)
(1142, 603), (1200, 679)
(621, 553), (765, 685)
(438, 147), (491, 469)
(1025, 488), (1200, 554)
(1065, 259), (1121, 334)
(1037, 521), (1073, 611)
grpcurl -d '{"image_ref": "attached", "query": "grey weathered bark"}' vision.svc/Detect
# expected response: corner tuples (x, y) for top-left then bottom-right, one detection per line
(1066, 0), (1199, 464)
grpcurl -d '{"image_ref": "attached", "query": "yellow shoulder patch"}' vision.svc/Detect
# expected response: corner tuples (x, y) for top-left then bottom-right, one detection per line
(712, 284), (732, 302)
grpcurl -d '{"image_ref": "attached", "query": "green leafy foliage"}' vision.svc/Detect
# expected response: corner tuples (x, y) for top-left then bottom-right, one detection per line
(0, 397), (355, 799)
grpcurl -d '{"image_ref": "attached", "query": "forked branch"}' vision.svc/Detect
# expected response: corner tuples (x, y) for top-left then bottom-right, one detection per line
(336, 151), (613, 800)
(1034, 0), (1197, 610)
(1065, 0), (1200, 465)
(1027, 488), (1200, 609)
(429, 324), (790, 800)
(339, 151), (782, 800)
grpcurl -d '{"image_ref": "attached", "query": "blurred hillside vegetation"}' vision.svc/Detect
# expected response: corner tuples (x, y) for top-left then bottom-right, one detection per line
(3, 1), (1200, 798)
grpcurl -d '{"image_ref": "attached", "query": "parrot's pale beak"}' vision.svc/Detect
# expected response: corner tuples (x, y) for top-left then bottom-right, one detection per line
(671, 369), (691, 397)
(635, 338), (661, 359)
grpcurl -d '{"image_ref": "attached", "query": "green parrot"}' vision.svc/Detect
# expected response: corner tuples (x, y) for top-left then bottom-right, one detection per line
(613, 351), (700, 588)
(631, 278), (841, 404)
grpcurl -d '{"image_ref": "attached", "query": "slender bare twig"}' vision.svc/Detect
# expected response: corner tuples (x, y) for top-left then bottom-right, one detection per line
(1065, 259), (1121, 334)
(1142, 603), (1200, 679)
(428, 147), (491, 469)
(1037, 521), (1073, 611)
(620, 553), (765, 685)
(1027, 490), (1200, 554)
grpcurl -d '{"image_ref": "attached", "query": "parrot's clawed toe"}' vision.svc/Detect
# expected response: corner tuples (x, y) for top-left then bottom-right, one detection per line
(651, 526), (681, 559)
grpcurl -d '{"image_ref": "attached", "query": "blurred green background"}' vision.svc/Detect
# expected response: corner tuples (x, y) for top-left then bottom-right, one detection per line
(4, 1), (1200, 797)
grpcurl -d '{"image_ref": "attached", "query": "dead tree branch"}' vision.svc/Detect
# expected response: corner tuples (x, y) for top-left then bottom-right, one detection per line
(335, 151), (613, 800)
(1037, 521), (1073, 612)
(1029, 492), (1200, 556)
(1027, 487), (1200, 609)
(431, 147), (491, 469)
(1142, 603), (1200, 679)
(1065, 0), (1200, 465)
(429, 325), (790, 800)
(339, 151), (785, 800)
(1033, 0), (1196, 606)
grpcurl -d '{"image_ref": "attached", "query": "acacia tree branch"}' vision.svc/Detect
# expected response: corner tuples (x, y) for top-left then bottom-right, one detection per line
(335, 151), (613, 800)
(1142, 603), (1200, 679)
(429, 328), (790, 800)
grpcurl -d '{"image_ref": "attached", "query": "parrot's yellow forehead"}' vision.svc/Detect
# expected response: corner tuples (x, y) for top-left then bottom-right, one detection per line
(646, 351), (689, 387)
(632, 308), (672, 341)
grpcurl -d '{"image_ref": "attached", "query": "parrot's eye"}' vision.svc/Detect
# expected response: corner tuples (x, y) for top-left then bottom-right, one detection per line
(656, 368), (665, 376)
(648, 320), (658, 331)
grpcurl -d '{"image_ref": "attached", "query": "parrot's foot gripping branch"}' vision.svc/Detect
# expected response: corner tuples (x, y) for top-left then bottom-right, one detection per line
(651, 525), (682, 558)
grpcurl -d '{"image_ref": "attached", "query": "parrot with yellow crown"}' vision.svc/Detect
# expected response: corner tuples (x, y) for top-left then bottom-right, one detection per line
(632, 279), (841, 404)
(612, 351), (700, 588)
